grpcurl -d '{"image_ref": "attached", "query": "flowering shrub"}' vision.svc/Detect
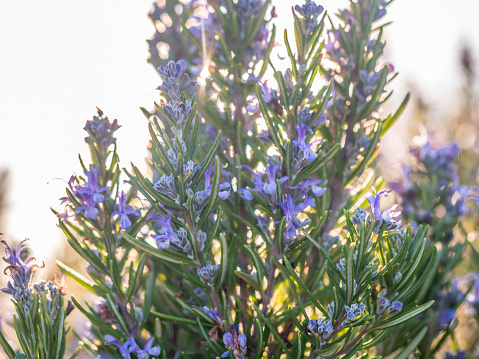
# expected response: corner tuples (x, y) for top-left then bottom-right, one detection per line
(1, 0), (477, 358)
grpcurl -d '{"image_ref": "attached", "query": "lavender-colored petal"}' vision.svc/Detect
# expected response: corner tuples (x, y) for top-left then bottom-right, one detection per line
(85, 207), (99, 219)
(238, 333), (247, 349)
(219, 188), (231, 200)
(119, 214), (132, 230)
(312, 185), (327, 197)
(223, 332), (234, 348)
(148, 346), (162, 356)
(391, 301), (403, 312)
(263, 182), (277, 195)
(304, 148), (318, 162)
(238, 189), (254, 201)
(92, 193), (105, 204)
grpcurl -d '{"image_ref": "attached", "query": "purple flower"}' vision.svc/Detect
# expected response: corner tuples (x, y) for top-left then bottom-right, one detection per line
(104, 335), (131, 358)
(111, 192), (141, 230)
(393, 133), (471, 241)
(263, 165), (279, 194)
(1, 239), (44, 310)
(201, 306), (223, 325)
(149, 214), (181, 250)
(366, 189), (400, 225)
(2, 239), (42, 281)
(154, 174), (178, 200)
(237, 163), (287, 199)
(75, 191), (99, 219)
(244, 79), (283, 115)
(105, 332), (161, 359)
(59, 175), (76, 204)
(237, 188), (254, 200)
(293, 121), (322, 162)
(73, 166), (110, 219)
(325, 30), (350, 68)
(412, 137), (460, 172)
(362, 0), (387, 21)
(278, 195), (312, 245)
(222, 326), (247, 359)
(237, 165), (264, 183)
(300, 178), (327, 197)
(447, 185), (470, 218)
(455, 272), (479, 316)
(438, 308), (456, 328)
(78, 165), (110, 204)
(203, 163), (231, 200)
(311, 185), (327, 197)
(264, 163), (288, 195)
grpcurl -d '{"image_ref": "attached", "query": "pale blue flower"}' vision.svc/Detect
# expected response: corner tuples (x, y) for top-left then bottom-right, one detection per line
(111, 192), (141, 230)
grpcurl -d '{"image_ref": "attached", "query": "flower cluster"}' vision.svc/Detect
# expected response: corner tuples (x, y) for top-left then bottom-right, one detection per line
(197, 261), (219, 287)
(307, 317), (333, 344)
(294, 0), (324, 34)
(392, 134), (471, 241)
(148, 60), (230, 260)
(158, 60), (196, 129)
(33, 279), (74, 319)
(376, 296), (403, 316)
(1, 239), (43, 311)
(84, 108), (120, 149)
(343, 303), (367, 324)
(222, 326), (247, 359)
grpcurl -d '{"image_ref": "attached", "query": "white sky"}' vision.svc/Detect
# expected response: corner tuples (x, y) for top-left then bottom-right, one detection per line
(0, 0), (478, 261)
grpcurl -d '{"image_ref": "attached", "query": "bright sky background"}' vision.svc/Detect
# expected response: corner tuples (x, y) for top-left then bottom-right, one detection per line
(0, 0), (478, 261)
